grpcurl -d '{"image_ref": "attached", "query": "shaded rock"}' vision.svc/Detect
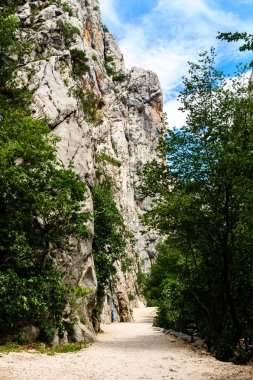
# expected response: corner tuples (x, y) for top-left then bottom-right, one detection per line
(20, 325), (40, 343)
(74, 322), (96, 343)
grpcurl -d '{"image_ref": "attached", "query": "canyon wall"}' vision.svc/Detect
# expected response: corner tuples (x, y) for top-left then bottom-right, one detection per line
(17, 0), (164, 339)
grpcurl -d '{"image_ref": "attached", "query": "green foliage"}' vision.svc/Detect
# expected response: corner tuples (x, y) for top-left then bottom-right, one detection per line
(39, 321), (57, 344)
(104, 55), (115, 76)
(92, 180), (130, 294)
(113, 72), (128, 83)
(60, 1), (76, 17)
(0, 107), (89, 269)
(127, 294), (134, 301)
(41, 342), (86, 354)
(104, 56), (128, 81)
(140, 49), (253, 362)
(136, 269), (148, 293)
(0, 104), (90, 341)
(103, 24), (109, 33)
(0, 0), (26, 15)
(0, 3), (91, 344)
(105, 64), (114, 76)
(0, 269), (66, 337)
(0, 14), (20, 87)
(144, 243), (202, 330)
(0, 342), (86, 355)
(105, 55), (114, 63)
(97, 152), (121, 167)
(70, 85), (101, 123)
(91, 177), (132, 329)
(217, 32), (253, 66)
(70, 48), (90, 76)
(57, 20), (80, 48)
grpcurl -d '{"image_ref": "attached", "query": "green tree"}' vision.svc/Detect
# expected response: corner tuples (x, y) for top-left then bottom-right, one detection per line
(0, 105), (89, 340)
(92, 178), (130, 328)
(0, 2), (32, 89)
(140, 49), (253, 361)
(217, 32), (253, 66)
(0, 14), (20, 87)
(0, 0), (91, 343)
(0, 1), (26, 15)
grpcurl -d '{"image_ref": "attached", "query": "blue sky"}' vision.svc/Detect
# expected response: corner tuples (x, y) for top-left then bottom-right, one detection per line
(100, 0), (253, 127)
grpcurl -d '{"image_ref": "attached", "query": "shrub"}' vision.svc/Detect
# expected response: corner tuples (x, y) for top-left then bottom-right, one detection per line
(113, 72), (128, 82)
(0, 14), (20, 86)
(0, 104), (90, 342)
(105, 64), (114, 76)
(0, 269), (66, 339)
(105, 55), (114, 63)
(60, 1), (76, 17)
(70, 48), (90, 76)
(98, 152), (121, 167)
(92, 179), (130, 297)
(103, 24), (109, 33)
(70, 85), (101, 123)
(57, 20), (80, 48)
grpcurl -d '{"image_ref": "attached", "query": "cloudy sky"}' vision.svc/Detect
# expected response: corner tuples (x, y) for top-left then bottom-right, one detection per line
(99, 0), (253, 128)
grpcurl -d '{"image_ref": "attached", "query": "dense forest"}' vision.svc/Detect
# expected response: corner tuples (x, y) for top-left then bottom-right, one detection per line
(140, 42), (253, 362)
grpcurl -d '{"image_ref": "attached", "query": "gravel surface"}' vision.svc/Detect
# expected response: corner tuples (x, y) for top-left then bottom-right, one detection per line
(0, 307), (253, 380)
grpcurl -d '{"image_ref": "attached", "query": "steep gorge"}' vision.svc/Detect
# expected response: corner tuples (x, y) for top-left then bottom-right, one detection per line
(15, 0), (164, 340)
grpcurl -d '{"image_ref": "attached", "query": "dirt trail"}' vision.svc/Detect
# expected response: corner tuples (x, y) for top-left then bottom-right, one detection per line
(0, 307), (253, 380)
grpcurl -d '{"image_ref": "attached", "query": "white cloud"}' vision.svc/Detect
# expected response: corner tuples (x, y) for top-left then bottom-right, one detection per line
(164, 99), (187, 129)
(120, 33), (189, 93)
(100, 0), (253, 126)
(164, 70), (252, 130)
(99, 0), (120, 26)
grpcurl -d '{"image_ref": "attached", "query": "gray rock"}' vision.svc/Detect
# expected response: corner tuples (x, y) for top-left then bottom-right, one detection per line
(20, 325), (40, 343)
(74, 322), (96, 343)
(17, 0), (163, 333)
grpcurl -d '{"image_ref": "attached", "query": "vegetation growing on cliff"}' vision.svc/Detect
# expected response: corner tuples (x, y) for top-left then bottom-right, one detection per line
(140, 49), (253, 362)
(0, 103), (90, 342)
(92, 177), (131, 328)
(0, 5), (90, 343)
(0, 13), (20, 86)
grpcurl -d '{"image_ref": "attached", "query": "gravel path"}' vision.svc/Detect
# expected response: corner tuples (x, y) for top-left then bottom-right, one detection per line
(0, 307), (253, 380)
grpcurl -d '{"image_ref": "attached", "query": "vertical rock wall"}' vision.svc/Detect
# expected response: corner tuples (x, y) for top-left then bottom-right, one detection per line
(17, 0), (164, 332)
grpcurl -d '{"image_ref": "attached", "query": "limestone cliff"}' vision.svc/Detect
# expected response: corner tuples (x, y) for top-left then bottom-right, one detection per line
(16, 0), (164, 338)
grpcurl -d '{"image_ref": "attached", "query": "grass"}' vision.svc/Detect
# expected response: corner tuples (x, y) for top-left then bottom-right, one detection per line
(0, 342), (87, 355)
(99, 153), (121, 167)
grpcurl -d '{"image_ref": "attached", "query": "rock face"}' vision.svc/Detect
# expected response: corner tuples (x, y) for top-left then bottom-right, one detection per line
(17, 0), (164, 337)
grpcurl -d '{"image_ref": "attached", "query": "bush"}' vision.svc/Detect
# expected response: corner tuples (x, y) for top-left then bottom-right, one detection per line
(60, 1), (76, 17)
(105, 55), (114, 63)
(70, 48), (89, 76)
(0, 14), (20, 86)
(70, 85), (101, 123)
(92, 179), (131, 299)
(104, 56), (115, 76)
(57, 20), (80, 48)
(0, 269), (66, 339)
(105, 64), (114, 76)
(0, 104), (90, 342)
(98, 152), (121, 167)
(113, 72), (128, 82)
